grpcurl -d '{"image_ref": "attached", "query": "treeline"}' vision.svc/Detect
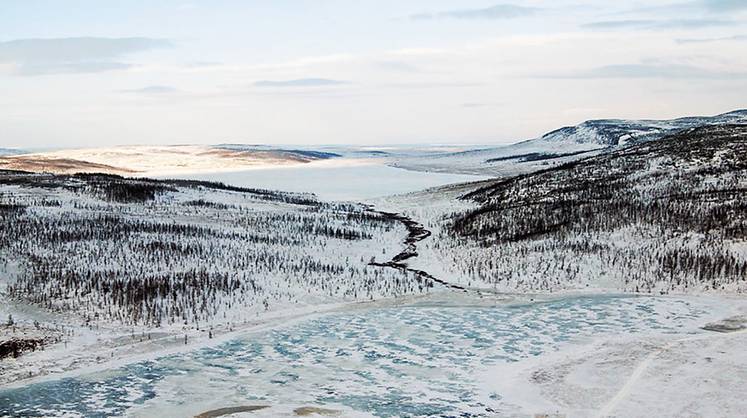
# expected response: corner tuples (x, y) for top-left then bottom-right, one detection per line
(0, 171), (324, 206)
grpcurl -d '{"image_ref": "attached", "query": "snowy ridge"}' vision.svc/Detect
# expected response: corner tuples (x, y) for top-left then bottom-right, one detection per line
(393, 109), (747, 176)
(540, 109), (747, 146)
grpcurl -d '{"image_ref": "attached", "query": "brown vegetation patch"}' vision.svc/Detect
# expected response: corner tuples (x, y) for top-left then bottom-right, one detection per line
(294, 406), (342, 416)
(193, 405), (270, 418)
(0, 156), (134, 175)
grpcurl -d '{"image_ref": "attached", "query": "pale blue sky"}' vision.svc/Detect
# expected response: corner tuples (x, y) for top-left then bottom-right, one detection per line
(1, 1), (746, 147)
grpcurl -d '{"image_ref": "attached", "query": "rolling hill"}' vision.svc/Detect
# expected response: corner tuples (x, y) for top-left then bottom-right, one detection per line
(423, 124), (747, 293)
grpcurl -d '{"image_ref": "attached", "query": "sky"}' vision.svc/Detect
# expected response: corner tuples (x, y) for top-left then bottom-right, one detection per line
(1, 0), (746, 148)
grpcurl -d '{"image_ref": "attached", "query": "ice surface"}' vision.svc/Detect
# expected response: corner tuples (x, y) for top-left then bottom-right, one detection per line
(164, 160), (488, 201)
(0, 293), (729, 418)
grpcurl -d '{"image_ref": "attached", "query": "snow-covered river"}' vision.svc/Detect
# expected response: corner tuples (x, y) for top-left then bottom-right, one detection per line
(0, 294), (722, 418)
(159, 160), (487, 201)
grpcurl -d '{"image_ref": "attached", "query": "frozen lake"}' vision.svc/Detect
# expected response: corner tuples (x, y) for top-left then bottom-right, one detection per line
(0, 294), (719, 418)
(158, 160), (488, 201)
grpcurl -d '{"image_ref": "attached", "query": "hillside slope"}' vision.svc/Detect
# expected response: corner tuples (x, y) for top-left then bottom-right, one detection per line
(421, 124), (747, 293)
(0, 172), (428, 330)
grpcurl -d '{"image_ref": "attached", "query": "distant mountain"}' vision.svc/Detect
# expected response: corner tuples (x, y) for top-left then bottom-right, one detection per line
(393, 109), (747, 176)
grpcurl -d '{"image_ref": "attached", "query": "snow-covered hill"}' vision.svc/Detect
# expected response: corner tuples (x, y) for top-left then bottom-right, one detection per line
(540, 109), (747, 146)
(393, 109), (747, 176)
(415, 124), (747, 293)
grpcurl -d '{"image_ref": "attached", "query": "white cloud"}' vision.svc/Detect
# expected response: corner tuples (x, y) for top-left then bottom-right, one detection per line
(122, 85), (179, 94)
(410, 4), (538, 20)
(544, 63), (747, 79)
(581, 18), (738, 30)
(676, 34), (747, 43)
(0, 37), (172, 76)
(253, 78), (349, 87)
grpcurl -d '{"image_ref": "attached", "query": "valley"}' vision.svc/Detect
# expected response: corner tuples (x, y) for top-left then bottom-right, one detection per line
(1, 111), (746, 417)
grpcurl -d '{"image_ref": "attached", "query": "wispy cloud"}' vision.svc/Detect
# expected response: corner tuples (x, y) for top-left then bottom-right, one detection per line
(375, 60), (425, 73)
(582, 19), (653, 29)
(253, 78), (348, 87)
(122, 85), (179, 94)
(462, 102), (503, 109)
(582, 18), (738, 30)
(545, 63), (747, 79)
(702, 0), (747, 12)
(614, 0), (747, 17)
(676, 34), (747, 43)
(410, 4), (537, 20)
(380, 81), (485, 89)
(0, 37), (172, 76)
